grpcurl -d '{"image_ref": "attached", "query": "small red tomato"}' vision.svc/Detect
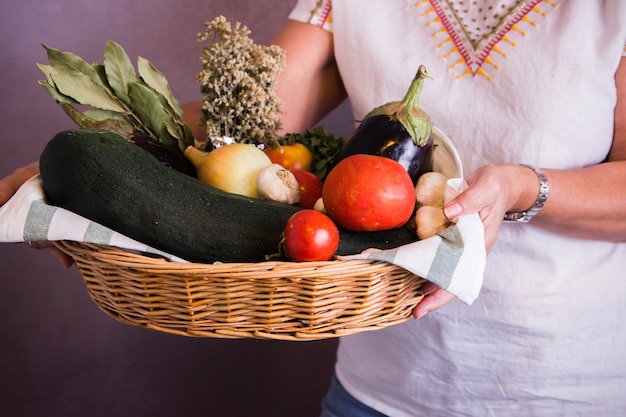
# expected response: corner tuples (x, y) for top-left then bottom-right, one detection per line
(322, 154), (415, 231)
(264, 143), (314, 172)
(284, 210), (339, 262)
(290, 168), (323, 209)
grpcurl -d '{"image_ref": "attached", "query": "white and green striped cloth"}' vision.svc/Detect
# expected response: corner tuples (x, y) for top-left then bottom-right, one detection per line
(0, 175), (485, 304)
(0, 175), (186, 262)
(336, 212), (485, 304)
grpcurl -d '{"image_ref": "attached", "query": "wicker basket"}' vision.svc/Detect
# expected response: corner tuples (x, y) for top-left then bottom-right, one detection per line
(55, 240), (426, 341)
(53, 128), (460, 341)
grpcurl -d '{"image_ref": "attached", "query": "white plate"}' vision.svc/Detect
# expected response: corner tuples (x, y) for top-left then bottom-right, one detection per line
(432, 126), (463, 180)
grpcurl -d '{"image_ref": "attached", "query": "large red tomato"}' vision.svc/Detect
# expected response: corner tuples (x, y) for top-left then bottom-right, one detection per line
(290, 168), (323, 209)
(284, 210), (339, 262)
(322, 154), (415, 231)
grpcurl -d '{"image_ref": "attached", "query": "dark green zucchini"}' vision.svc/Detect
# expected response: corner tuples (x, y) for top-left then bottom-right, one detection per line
(39, 129), (417, 263)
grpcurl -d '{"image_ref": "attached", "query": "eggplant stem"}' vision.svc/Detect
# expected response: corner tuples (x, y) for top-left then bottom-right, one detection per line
(362, 65), (433, 147)
(402, 65), (430, 110)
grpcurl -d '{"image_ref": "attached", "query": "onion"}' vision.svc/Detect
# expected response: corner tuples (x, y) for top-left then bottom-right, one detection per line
(185, 143), (271, 198)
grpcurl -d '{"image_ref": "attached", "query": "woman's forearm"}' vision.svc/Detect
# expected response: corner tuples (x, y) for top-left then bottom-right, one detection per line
(270, 20), (347, 134)
(534, 161), (626, 241)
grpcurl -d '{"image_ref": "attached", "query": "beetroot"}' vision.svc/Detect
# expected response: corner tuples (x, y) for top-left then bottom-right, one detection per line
(130, 132), (196, 177)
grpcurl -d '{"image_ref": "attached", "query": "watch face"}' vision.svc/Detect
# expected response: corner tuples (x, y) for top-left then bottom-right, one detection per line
(503, 211), (530, 223)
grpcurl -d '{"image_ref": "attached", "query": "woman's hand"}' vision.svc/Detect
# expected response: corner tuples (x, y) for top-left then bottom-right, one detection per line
(444, 164), (541, 252)
(1, 162), (74, 267)
(412, 282), (456, 319)
(0, 161), (40, 204)
(413, 164), (540, 318)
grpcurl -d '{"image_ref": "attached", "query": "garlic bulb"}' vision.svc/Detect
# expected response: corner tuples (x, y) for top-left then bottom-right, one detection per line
(313, 197), (326, 213)
(415, 205), (452, 240)
(415, 171), (449, 208)
(256, 164), (301, 204)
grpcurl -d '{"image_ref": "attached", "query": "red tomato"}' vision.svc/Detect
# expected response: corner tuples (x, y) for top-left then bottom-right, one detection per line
(322, 154), (415, 231)
(264, 143), (314, 172)
(290, 169), (323, 209)
(284, 210), (339, 262)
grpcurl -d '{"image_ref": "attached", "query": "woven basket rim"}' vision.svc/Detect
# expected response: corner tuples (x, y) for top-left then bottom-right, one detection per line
(55, 240), (426, 341)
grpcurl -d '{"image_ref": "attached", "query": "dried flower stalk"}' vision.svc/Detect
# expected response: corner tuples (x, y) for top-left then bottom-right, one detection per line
(197, 16), (286, 147)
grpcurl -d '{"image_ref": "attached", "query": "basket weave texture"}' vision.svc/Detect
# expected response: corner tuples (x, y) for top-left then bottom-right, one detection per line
(55, 240), (426, 341)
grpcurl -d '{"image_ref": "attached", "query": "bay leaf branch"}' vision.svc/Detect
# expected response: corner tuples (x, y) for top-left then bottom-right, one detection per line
(137, 56), (183, 115)
(104, 40), (138, 105)
(43, 44), (107, 89)
(128, 81), (166, 141)
(49, 68), (127, 113)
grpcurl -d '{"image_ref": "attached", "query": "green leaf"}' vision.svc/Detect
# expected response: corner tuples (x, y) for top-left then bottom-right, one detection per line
(37, 79), (77, 104)
(158, 123), (178, 149)
(37, 64), (76, 104)
(152, 90), (195, 150)
(47, 67), (127, 112)
(84, 108), (128, 122)
(137, 56), (183, 115)
(128, 81), (166, 140)
(173, 117), (196, 150)
(43, 44), (106, 88)
(180, 123), (196, 149)
(37, 63), (55, 85)
(163, 115), (187, 150)
(92, 64), (110, 88)
(104, 40), (137, 105)
(161, 111), (181, 138)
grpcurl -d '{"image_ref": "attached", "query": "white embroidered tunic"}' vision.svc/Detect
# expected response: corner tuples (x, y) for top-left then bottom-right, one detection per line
(289, 1), (626, 416)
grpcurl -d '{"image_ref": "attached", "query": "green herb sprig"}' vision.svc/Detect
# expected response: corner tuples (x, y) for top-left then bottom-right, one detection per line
(282, 127), (347, 180)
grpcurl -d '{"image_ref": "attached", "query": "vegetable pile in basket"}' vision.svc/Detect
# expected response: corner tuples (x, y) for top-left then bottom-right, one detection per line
(37, 16), (453, 264)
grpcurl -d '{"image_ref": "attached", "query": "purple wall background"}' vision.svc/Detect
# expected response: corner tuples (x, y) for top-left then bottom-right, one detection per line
(0, 1), (354, 416)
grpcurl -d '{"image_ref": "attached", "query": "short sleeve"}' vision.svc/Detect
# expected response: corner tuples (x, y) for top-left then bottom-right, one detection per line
(288, 0), (333, 32)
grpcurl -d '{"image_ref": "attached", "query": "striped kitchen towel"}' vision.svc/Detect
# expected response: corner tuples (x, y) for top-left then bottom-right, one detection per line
(336, 213), (485, 304)
(0, 175), (485, 304)
(0, 175), (186, 262)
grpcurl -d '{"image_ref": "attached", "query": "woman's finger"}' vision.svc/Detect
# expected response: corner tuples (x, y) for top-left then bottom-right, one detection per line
(25, 241), (74, 268)
(412, 286), (456, 319)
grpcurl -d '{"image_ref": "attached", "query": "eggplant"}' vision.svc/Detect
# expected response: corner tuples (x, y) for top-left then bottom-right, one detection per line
(336, 114), (434, 183)
(335, 65), (434, 184)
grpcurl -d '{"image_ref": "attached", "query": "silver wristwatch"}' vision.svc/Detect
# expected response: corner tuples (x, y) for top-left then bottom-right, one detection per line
(503, 164), (549, 223)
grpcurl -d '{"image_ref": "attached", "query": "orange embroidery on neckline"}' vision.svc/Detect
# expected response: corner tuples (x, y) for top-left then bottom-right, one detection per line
(416, 0), (558, 80)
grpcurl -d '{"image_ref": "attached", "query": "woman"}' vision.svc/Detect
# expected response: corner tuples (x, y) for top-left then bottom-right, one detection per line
(3, 0), (626, 415)
(276, 1), (626, 415)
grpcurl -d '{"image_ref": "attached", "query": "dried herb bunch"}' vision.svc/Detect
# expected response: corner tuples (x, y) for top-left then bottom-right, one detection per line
(197, 16), (286, 148)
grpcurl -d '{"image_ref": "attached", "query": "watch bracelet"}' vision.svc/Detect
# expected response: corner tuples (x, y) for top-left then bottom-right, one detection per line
(503, 164), (549, 223)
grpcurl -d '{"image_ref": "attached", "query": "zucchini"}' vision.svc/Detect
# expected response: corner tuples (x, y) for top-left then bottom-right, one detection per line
(39, 129), (417, 263)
